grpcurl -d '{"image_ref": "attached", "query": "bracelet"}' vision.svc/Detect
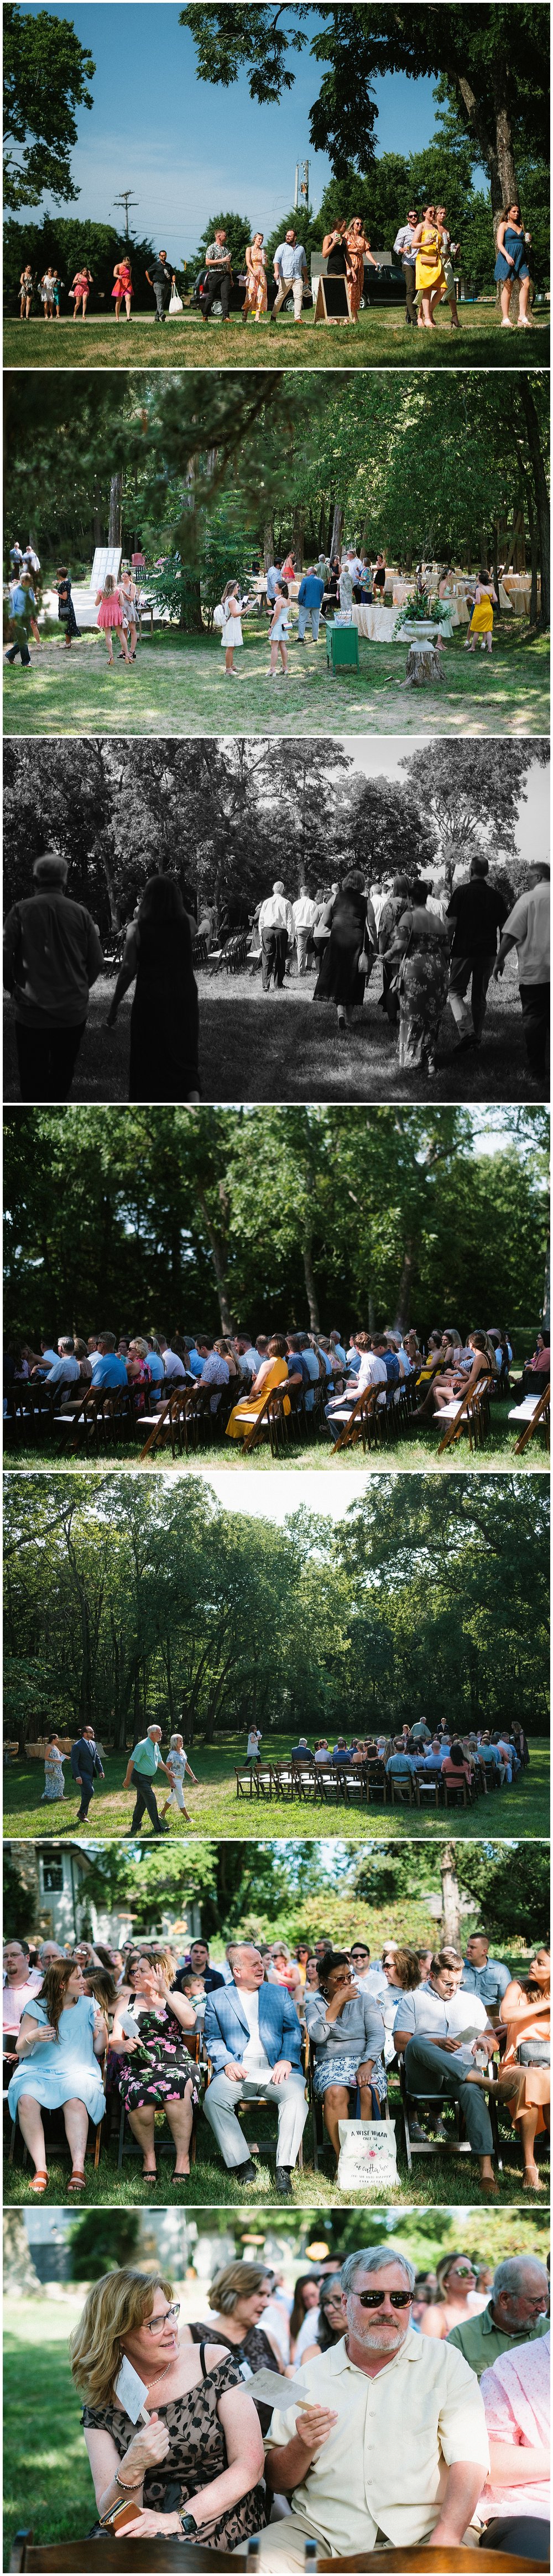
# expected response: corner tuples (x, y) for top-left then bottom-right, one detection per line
(114, 2470), (144, 2494)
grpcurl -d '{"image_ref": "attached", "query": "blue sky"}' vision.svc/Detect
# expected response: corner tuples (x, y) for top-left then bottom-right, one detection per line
(18, 4), (441, 252)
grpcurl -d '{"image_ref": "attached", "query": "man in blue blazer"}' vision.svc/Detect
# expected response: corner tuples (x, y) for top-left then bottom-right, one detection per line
(204, 1943), (307, 2196)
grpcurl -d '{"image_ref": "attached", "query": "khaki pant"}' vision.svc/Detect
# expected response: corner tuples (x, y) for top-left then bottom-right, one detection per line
(273, 274), (304, 320)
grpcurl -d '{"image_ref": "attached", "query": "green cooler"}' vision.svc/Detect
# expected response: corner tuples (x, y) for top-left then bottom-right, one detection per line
(326, 622), (359, 672)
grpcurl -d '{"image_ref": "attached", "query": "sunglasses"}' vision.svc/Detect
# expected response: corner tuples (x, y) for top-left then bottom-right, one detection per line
(144, 2302), (180, 2334)
(356, 2291), (414, 2310)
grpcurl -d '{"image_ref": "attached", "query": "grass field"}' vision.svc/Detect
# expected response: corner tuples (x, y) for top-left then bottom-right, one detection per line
(4, 2111), (548, 2223)
(4, 1737), (549, 1842)
(3, 621), (549, 740)
(4, 302), (550, 371)
(3, 1393), (549, 1471)
(4, 949), (546, 1105)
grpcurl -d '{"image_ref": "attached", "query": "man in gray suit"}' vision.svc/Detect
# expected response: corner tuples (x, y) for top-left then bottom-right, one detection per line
(204, 1941), (307, 2196)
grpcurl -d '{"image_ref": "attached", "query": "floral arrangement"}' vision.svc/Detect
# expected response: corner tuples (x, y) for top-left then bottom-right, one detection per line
(393, 589), (451, 637)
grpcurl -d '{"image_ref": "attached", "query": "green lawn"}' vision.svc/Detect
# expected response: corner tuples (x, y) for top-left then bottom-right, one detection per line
(3, 1393), (548, 1472)
(4, 301), (550, 371)
(3, 621), (549, 739)
(4, 947), (547, 1106)
(3, 1736), (549, 1842)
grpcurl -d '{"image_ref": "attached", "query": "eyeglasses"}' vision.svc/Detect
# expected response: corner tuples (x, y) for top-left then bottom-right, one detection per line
(144, 2303), (180, 2334)
(356, 2291), (414, 2310)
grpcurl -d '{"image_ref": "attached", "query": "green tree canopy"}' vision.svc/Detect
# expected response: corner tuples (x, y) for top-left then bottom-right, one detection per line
(3, 4), (95, 208)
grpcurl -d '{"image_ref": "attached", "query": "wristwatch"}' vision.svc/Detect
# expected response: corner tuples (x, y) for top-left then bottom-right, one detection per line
(179, 2512), (197, 2537)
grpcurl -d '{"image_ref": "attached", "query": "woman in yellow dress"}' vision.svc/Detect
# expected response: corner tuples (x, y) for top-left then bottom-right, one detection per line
(226, 1334), (295, 1441)
(242, 234), (268, 323)
(465, 572), (498, 656)
(345, 217), (378, 321)
(414, 206), (445, 328)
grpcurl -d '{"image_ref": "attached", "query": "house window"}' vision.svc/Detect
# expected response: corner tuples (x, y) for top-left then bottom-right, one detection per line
(42, 1858), (64, 1892)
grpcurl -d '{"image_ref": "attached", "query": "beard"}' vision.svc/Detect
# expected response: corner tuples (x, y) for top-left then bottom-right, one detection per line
(347, 2314), (409, 2355)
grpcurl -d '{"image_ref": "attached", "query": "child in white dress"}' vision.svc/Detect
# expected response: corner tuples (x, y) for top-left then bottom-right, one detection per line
(160, 1732), (198, 1822)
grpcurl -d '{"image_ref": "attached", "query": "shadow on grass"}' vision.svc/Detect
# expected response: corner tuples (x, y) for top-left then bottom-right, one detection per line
(3, 1741), (549, 1841)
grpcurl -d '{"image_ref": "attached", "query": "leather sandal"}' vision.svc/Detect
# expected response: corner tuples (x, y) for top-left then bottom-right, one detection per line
(29, 2169), (49, 2194)
(67, 2167), (86, 2192)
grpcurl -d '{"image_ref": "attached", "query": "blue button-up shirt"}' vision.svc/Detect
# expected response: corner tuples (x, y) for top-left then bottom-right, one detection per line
(274, 242), (308, 280)
(461, 1957), (510, 2006)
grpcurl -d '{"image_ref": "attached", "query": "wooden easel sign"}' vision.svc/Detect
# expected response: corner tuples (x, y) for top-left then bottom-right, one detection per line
(314, 274), (351, 322)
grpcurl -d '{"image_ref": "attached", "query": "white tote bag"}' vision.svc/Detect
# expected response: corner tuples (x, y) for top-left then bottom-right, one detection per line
(168, 289), (184, 315)
(336, 2117), (398, 2193)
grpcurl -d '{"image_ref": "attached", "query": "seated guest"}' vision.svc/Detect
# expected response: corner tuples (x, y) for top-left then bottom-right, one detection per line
(203, 1941), (307, 2197)
(479, 2330), (550, 2561)
(111, 1949), (201, 2177)
(325, 1331), (387, 1429)
(495, 1948), (550, 2191)
(461, 1931), (511, 2010)
(184, 2259), (286, 2427)
(173, 1967), (206, 2028)
(393, 1947), (500, 2194)
(300, 2275), (346, 2364)
(419, 2252), (482, 2342)
(386, 1735), (415, 1781)
(90, 1332), (129, 1391)
(422, 1736), (448, 1773)
(379, 1947), (421, 2057)
(447, 2255), (550, 2377)
(7, 1957), (107, 2192)
(478, 1731), (507, 1784)
(313, 1738), (330, 1766)
(332, 1736), (352, 1765)
(225, 1336), (299, 1439)
(304, 1950), (385, 2160)
(267, 1943), (304, 2009)
(3, 1939), (42, 2040)
(441, 1738), (473, 1792)
(255, 2245), (489, 2566)
(70, 2266), (265, 2547)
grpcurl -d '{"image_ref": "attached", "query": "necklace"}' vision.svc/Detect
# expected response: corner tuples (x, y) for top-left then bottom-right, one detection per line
(147, 2354), (176, 2394)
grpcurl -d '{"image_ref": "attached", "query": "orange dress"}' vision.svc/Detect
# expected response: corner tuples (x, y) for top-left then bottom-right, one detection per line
(346, 233), (369, 321)
(499, 1992), (550, 2136)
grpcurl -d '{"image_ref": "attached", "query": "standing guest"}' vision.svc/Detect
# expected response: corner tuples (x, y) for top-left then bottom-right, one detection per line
(494, 205), (533, 328)
(112, 256), (134, 320)
(40, 1732), (70, 1803)
(200, 228), (233, 323)
(321, 219), (352, 324)
(70, 2268), (265, 2547)
(304, 1951), (386, 2161)
(383, 881), (449, 1076)
(492, 863), (550, 1091)
(220, 580), (244, 678)
(372, 552), (387, 594)
(19, 267), (34, 318)
(257, 2245), (489, 2566)
(258, 881), (294, 989)
(145, 248), (178, 322)
(122, 1723), (173, 1837)
(265, 558), (282, 605)
(446, 2256), (550, 2378)
(413, 208), (445, 327)
(393, 212), (419, 323)
(159, 1732), (197, 1824)
(3, 851), (104, 1101)
(313, 871), (375, 1035)
(446, 856), (508, 1050)
(246, 1725), (263, 1767)
(345, 218), (378, 318)
(337, 554), (353, 614)
(4, 567), (35, 669)
(242, 233), (268, 322)
(106, 876), (199, 1102)
(7, 1957), (107, 2194)
(71, 1725), (105, 1826)
(281, 551), (296, 579)
(296, 567), (325, 646)
(465, 573), (498, 656)
(479, 2333), (550, 2559)
(71, 265), (93, 318)
(435, 208), (461, 328)
(53, 566), (80, 650)
(268, 579), (289, 679)
(39, 268), (56, 320)
(292, 886), (319, 970)
(270, 230), (308, 323)
(118, 568), (138, 661)
(52, 269), (64, 318)
(95, 572), (131, 668)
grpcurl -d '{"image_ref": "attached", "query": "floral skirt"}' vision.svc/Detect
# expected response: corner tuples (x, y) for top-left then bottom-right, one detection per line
(398, 949), (448, 1067)
(117, 2050), (201, 2114)
(313, 2048), (387, 2102)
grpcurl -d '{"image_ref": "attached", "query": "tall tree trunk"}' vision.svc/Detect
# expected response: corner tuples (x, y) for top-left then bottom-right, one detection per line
(302, 1217), (320, 1334)
(292, 505), (305, 571)
(440, 1842), (461, 1946)
(197, 1188), (234, 1332)
(263, 518), (275, 573)
(329, 502), (342, 560)
(517, 381), (550, 629)
(396, 1238), (414, 1331)
(108, 474), (122, 550)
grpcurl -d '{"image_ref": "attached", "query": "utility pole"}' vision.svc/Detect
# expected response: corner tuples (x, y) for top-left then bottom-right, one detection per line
(294, 160), (309, 217)
(113, 190), (138, 239)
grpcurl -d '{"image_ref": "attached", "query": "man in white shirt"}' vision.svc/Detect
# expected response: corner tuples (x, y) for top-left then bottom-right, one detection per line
(255, 2244), (488, 2565)
(325, 1343), (387, 1430)
(493, 862), (550, 1088)
(270, 231), (309, 322)
(393, 212), (420, 323)
(42, 1335), (81, 1385)
(393, 1949), (499, 2191)
(258, 881), (294, 991)
(292, 887), (318, 972)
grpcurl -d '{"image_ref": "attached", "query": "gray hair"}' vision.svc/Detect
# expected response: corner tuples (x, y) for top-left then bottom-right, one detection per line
(340, 2245), (415, 2295)
(493, 2256), (549, 2300)
(33, 851), (69, 887)
(227, 1941), (258, 1975)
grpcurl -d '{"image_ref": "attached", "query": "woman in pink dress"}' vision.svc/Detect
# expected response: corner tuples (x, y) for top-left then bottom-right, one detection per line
(95, 573), (131, 667)
(112, 258), (134, 321)
(71, 267), (93, 318)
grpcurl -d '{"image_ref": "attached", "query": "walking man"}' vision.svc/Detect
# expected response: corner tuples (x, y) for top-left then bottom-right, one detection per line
(296, 567), (325, 643)
(145, 249), (178, 322)
(270, 231), (309, 323)
(258, 881), (294, 989)
(446, 855), (508, 1049)
(492, 861), (550, 1090)
(200, 227), (233, 322)
(123, 1723), (172, 1835)
(71, 1726), (105, 1825)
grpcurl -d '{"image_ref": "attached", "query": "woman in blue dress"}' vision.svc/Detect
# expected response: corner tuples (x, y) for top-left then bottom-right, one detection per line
(8, 1957), (107, 2196)
(494, 205), (532, 328)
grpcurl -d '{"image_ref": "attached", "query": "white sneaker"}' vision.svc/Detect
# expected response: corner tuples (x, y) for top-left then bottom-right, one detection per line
(501, 316), (513, 327)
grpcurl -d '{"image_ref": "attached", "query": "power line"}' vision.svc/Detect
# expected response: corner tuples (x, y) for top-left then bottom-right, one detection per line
(113, 190), (138, 240)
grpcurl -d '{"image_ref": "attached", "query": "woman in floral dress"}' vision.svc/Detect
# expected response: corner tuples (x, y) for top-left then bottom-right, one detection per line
(40, 1732), (69, 1802)
(242, 234), (268, 322)
(111, 1953), (201, 2178)
(383, 880), (450, 1075)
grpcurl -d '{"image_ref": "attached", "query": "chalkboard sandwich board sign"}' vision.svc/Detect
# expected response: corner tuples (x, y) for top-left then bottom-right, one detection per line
(314, 274), (351, 322)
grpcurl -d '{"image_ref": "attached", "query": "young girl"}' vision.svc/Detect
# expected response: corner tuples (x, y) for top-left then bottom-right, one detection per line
(112, 257), (134, 321)
(220, 580), (244, 677)
(95, 572), (131, 667)
(268, 578), (289, 679)
(160, 1732), (198, 1824)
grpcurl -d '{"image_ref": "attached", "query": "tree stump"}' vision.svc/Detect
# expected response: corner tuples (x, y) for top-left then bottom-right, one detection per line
(405, 641), (445, 685)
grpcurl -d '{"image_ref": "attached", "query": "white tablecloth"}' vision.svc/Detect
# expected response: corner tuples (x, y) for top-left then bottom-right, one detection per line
(351, 603), (403, 642)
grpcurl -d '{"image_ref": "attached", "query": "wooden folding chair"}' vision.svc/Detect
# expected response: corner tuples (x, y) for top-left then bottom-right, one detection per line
(9, 2535), (252, 2572)
(436, 1375), (492, 1457)
(330, 1384), (382, 1454)
(510, 1381), (550, 1454)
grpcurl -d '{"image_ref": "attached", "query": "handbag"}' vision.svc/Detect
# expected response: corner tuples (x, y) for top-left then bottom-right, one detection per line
(517, 2038), (550, 2066)
(168, 289), (184, 315)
